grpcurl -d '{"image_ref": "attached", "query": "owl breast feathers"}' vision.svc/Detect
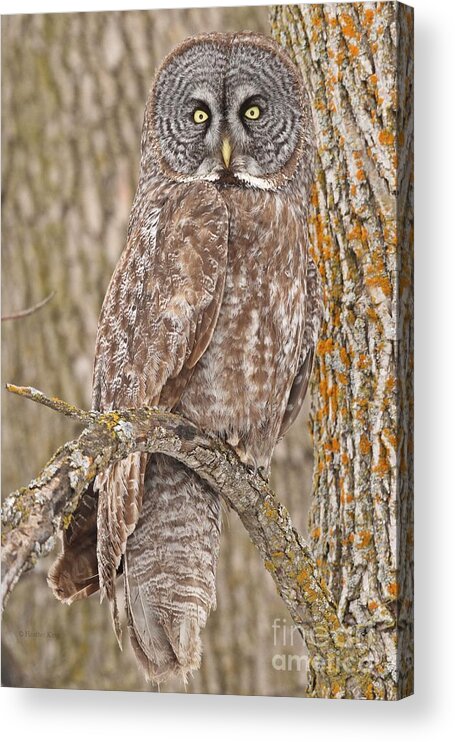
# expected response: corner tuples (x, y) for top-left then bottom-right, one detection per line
(48, 31), (322, 685)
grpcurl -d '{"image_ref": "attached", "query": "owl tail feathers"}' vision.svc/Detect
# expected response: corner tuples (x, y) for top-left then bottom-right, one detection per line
(121, 452), (221, 686)
(123, 554), (203, 686)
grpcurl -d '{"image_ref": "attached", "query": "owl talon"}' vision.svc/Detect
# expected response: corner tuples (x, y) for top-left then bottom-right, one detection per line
(232, 446), (256, 471)
(256, 466), (270, 483)
(245, 463), (270, 484)
(231, 446), (270, 482)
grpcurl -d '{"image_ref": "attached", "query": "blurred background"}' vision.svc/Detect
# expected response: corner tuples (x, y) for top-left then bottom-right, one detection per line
(1, 6), (313, 695)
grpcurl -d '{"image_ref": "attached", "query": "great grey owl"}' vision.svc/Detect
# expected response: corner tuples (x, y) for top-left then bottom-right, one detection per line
(48, 31), (321, 685)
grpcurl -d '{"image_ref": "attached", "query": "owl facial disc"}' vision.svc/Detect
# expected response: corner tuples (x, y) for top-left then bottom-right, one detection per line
(149, 32), (307, 190)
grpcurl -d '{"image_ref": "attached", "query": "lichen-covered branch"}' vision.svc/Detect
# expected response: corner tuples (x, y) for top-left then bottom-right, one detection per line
(1, 385), (374, 698)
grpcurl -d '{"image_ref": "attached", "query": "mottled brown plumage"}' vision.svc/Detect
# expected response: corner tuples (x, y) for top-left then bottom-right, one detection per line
(48, 31), (321, 684)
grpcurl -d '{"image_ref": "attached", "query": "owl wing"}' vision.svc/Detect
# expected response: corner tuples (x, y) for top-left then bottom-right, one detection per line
(279, 253), (323, 438)
(54, 182), (229, 632)
(92, 181), (229, 412)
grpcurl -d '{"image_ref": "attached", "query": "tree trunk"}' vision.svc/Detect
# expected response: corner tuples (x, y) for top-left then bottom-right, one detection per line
(272, 1), (414, 700)
(2, 7), (313, 696)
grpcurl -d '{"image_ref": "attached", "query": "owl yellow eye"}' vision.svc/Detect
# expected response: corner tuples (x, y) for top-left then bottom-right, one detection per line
(193, 109), (209, 124)
(243, 105), (261, 121)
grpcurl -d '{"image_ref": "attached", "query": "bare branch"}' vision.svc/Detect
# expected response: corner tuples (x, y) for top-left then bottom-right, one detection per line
(5, 384), (94, 423)
(1, 385), (373, 698)
(1, 291), (55, 322)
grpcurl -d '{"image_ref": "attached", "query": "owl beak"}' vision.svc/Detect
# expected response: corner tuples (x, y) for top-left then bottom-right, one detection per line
(221, 137), (232, 169)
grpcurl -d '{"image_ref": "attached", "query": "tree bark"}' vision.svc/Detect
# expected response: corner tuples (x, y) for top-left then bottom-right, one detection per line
(271, 1), (414, 700)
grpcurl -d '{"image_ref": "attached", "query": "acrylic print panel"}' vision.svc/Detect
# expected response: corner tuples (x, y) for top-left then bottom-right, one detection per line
(1, 3), (413, 700)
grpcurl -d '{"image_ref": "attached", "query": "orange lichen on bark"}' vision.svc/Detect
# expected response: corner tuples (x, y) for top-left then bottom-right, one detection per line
(365, 272), (392, 298)
(310, 206), (334, 266)
(318, 338), (335, 355)
(336, 49), (345, 67)
(379, 129), (394, 146)
(263, 500), (278, 521)
(387, 582), (399, 599)
(382, 428), (397, 447)
(357, 530), (372, 548)
(385, 376), (396, 392)
(366, 306), (379, 323)
(359, 434), (372, 455)
(373, 454), (389, 476)
(340, 12), (360, 39)
(329, 383), (339, 419)
(362, 8), (375, 27)
(324, 437), (340, 455)
(331, 305), (341, 329)
(319, 377), (329, 401)
(316, 407), (326, 423)
(348, 223), (368, 244)
(296, 567), (310, 586)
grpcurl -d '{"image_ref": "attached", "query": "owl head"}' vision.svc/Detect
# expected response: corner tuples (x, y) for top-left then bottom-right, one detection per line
(144, 32), (312, 191)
